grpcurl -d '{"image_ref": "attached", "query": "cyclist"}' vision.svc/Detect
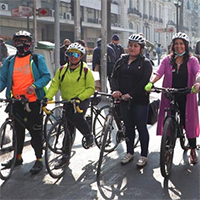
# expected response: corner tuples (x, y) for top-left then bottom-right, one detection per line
(110, 34), (153, 167)
(145, 32), (200, 164)
(0, 30), (51, 174)
(44, 43), (95, 167)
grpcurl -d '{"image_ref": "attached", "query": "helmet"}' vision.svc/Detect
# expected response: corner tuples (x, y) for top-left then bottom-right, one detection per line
(13, 30), (32, 42)
(172, 32), (189, 43)
(66, 42), (86, 55)
(0, 38), (4, 42)
(128, 34), (146, 47)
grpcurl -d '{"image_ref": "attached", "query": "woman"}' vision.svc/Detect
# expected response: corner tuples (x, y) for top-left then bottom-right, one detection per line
(110, 34), (153, 167)
(45, 43), (95, 166)
(145, 32), (200, 164)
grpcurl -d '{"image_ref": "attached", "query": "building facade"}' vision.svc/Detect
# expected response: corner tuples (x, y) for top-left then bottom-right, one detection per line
(0, 0), (200, 50)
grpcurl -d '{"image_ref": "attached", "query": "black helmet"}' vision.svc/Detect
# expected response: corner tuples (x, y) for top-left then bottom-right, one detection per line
(13, 30), (32, 42)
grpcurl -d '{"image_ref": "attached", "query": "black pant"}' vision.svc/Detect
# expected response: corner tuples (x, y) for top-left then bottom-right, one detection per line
(64, 99), (90, 137)
(13, 101), (43, 159)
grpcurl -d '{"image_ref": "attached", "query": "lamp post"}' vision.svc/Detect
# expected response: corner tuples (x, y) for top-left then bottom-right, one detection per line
(174, 0), (182, 33)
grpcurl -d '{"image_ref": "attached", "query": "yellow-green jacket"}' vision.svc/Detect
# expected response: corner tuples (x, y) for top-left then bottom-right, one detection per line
(45, 62), (95, 101)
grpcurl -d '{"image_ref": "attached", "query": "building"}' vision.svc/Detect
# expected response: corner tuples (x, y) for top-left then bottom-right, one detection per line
(0, 0), (200, 50)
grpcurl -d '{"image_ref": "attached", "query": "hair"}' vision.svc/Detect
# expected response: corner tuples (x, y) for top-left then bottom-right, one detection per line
(170, 38), (190, 65)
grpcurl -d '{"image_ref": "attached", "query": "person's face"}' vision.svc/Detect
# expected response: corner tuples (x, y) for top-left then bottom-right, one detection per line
(128, 42), (141, 56)
(64, 41), (71, 49)
(112, 40), (119, 45)
(68, 52), (82, 64)
(173, 39), (185, 54)
(14, 37), (31, 46)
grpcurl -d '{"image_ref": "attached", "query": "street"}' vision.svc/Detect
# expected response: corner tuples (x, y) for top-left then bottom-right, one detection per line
(0, 73), (200, 200)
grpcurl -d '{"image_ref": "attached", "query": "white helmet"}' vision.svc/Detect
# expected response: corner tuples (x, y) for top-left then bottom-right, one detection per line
(66, 42), (86, 55)
(172, 32), (189, 43)
(128, 34), (146, 47)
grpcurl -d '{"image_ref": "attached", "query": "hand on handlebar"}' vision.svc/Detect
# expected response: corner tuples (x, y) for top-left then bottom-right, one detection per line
(121, 93), (132, 101)
(145, 82), (153, 92)
(41, 98), (48, 107)
(112, 91), (122, 99)
(191, 83), (200, 94)
(71, 98), (83, 113)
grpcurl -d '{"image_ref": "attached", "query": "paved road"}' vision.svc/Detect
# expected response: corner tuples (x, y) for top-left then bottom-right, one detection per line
(0, 75), (200, 200)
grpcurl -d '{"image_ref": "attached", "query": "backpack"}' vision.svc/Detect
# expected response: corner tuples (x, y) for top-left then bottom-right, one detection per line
(8, 53), (38, 68)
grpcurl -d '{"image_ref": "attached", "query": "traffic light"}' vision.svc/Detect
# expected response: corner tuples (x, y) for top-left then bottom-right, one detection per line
(71, 0), (74, 17)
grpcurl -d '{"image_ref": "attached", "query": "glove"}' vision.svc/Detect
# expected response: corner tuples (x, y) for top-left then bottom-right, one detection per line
(191, 86), (196, 94)
(41, 98), (48, 107)
(145, 82), (153, 92)
(71, 97), (81, 106)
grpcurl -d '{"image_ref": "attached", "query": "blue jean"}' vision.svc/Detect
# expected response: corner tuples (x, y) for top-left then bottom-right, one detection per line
(120, 102), (149, 157)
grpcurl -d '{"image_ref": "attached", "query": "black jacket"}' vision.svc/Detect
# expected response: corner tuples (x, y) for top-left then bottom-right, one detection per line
(110, 54), (152, 105)
(108, 42), (124, 61)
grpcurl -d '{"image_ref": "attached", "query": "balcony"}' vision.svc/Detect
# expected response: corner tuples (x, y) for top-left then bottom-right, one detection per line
(159, 18), (163, 23)
(167, 20), (176, 26)
(149, 15), (153, 21)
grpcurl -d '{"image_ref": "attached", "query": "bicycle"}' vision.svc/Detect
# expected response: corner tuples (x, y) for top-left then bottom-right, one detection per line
(0, 95), (31, 180)
(44, 99), (83, 179)
(152, 87), (191, 178)
(96, 92), (139, 177)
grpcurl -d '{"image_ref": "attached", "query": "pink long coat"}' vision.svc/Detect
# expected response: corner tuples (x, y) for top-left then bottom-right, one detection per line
(155, 55), (200, 139)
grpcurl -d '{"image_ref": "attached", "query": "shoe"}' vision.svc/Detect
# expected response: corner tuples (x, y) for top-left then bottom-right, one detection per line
(30, 160), (43, 175)
(85, 134), (94, 148)
(121, 153), (134, 164)
(1, 158), (23, 169)
(54, 156), (69, 169)
(137, 156), (148, 167)
(190, 149), (198, 164)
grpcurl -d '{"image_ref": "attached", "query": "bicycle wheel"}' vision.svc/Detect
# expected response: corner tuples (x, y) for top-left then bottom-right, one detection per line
(93, 106), (118, 152)
(0, 120), (17, 180)
(160, 117), (176, 178)
(178, 126), (188, 150)
(96, 114), (112, 177)
(45, 120), (72, 179)
(44, 106), (76, 145)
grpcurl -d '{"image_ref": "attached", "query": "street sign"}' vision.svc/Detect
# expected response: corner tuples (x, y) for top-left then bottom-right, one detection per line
(155, 28), (174, 33)
(18, 6), (33, 17)
(38, 8), (50, 17)
(11, 8), (20, 17)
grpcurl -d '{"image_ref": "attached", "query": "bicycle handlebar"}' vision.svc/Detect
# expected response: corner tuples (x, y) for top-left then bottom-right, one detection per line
(41, 99), (83, 114)
(152, 87), (191, 94)
(0, 95), (31, 112)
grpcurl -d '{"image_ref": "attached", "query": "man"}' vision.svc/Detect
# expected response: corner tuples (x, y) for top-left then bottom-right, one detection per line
(92, 38), (116, 90)
(0, 38), (8, 66)
(60, 38), (71, 65)
(156, 43), (162, 65)
(108, 34), (124, 61)
(0, 30), (51, 175)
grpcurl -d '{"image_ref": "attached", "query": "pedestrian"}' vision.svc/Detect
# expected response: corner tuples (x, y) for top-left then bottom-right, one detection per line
(0, 30), (51, 174)
(156, 43), (162, 65)
(60, 38), (71, 65)
(108, 34), (125, 61)
(145, 32), (200, 164)
(92, 38), (116, 91)
(44, 43), (95, 168)
(76, 39), (87, 62)
(110, 33), (153, 167)
(0, 37), (8, 67)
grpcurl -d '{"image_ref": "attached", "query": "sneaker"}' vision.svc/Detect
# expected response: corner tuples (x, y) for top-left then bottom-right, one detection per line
(121, 153), (134, 164)
(54, 156), (69, 169)
(85, 134), (94, 148)
(137, 156), (148, 167)
(1, 158), (23, 169)
(30, 160), (43, 175)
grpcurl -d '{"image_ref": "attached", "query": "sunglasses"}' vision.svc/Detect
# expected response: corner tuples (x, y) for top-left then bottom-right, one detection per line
(68, 52), (80, 58)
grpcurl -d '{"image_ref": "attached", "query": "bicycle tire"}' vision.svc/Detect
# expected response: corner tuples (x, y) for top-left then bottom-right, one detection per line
(44, 106), (76, 145)
(96, 114), (112, 177)
(178, 126), (188, 150)
(0, 120), (17, 180)
(160, 117), (176, 178)
(93, 106), (118, 152)
(45, 120), (72, 179)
